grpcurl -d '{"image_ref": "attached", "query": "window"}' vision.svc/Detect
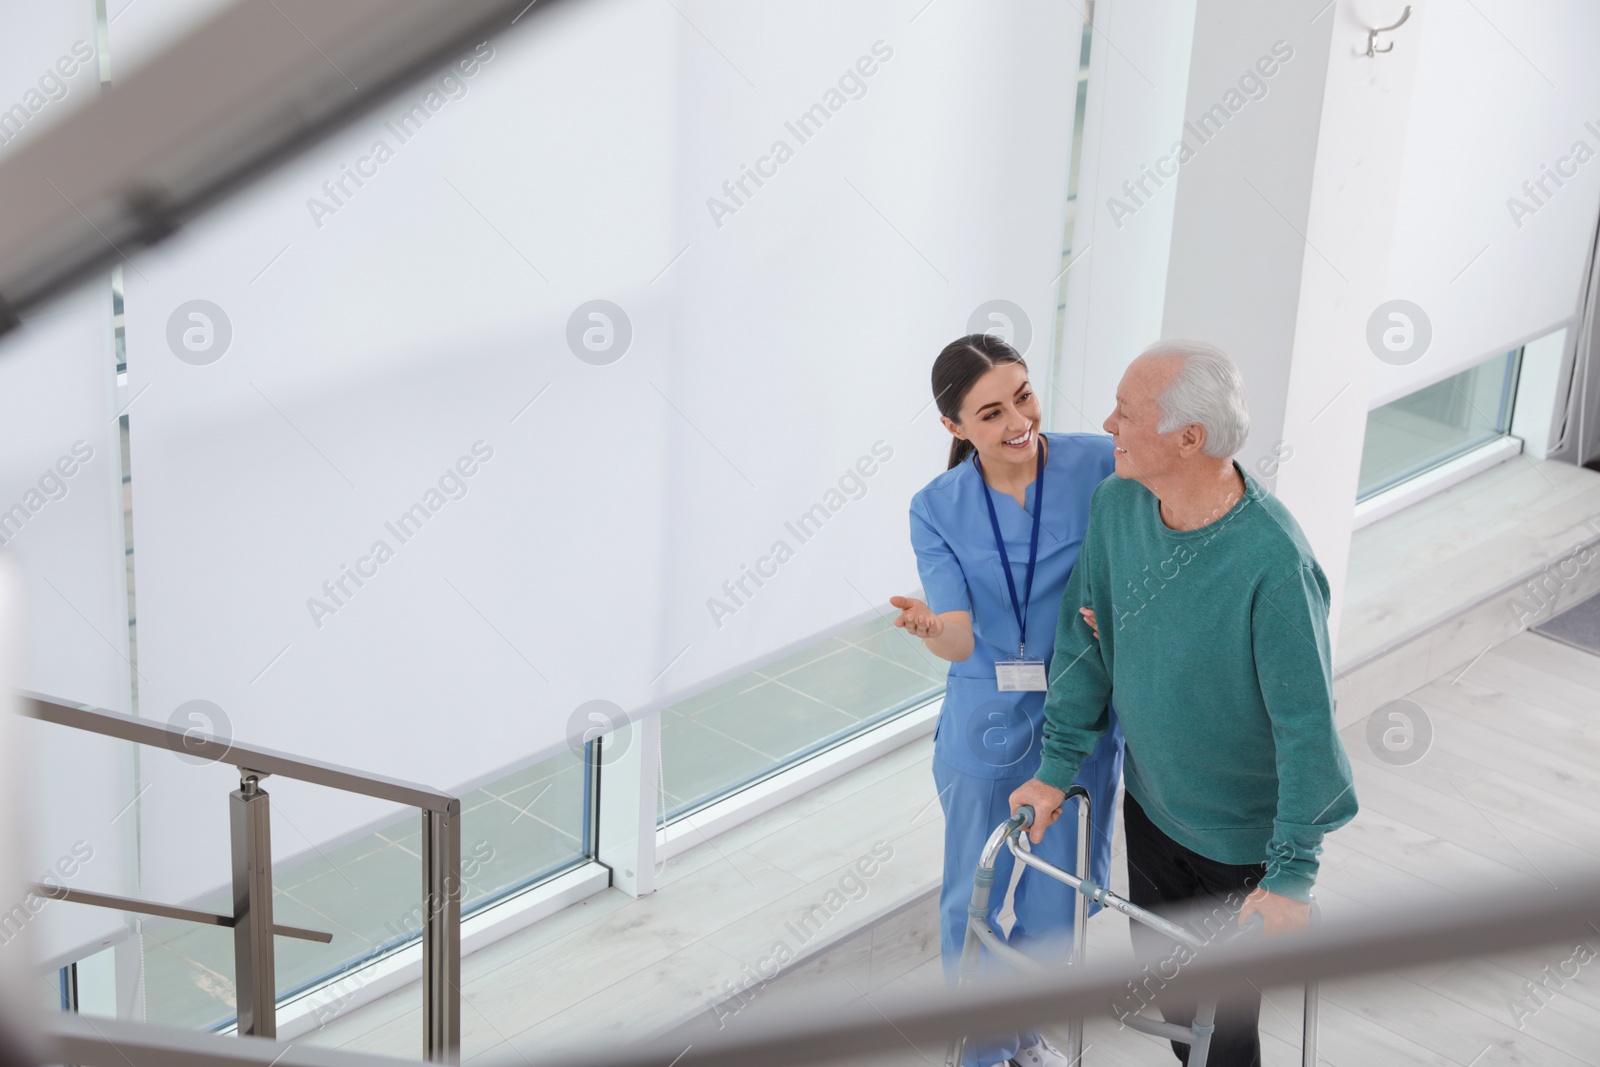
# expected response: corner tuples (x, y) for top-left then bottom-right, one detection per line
(1357, 348), (1522, 500)
(658, 615), (944, 824)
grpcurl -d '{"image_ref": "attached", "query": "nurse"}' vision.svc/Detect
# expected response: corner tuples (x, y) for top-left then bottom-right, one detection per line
(891, 333), (1124, 1067)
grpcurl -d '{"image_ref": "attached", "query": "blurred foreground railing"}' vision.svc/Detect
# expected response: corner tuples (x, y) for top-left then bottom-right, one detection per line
(0, 0), (572, 334)
(35, 867), (1600, 1067)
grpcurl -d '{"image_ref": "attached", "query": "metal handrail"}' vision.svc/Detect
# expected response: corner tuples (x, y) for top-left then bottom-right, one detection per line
(34, 867), (1600, 1067)
(29, 884), (331, 943)
(24, 694), (454, 811)
(22, 692), (461, 1063)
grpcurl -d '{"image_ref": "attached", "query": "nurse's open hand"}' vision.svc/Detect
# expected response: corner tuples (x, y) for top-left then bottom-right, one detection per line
(1079, 607), (1099, 639)
(1009, 778), (1067, 845)
(890, 595), (944, 639)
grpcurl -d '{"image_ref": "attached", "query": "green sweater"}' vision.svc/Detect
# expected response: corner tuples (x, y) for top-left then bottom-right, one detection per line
(1036, 461), (1357, 902)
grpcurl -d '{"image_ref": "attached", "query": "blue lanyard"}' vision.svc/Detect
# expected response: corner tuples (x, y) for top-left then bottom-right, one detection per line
(972, 440), (1045, 658)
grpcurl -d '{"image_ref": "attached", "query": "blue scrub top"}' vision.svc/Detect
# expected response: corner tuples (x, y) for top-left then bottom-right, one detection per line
(910, 431), (1116, 779)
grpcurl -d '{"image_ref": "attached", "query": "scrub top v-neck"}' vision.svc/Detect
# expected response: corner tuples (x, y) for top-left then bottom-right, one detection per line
(908, 431), (1116, 779)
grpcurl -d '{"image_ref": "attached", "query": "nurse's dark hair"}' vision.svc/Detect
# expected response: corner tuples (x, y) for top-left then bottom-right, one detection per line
(931, 333), (1028, 469)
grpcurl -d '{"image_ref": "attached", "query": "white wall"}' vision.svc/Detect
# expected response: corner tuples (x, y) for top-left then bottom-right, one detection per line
(1372, 0), (1600, 407)
(0, 0), (137, 970)
(112, 0), (1086, 905)
(1158, 0), (1428, 648)
(0, 0), (101, 152)
(120, 0), (683, 905)
(1272, 1), (1429, 647)
(98, 0), (235, 78)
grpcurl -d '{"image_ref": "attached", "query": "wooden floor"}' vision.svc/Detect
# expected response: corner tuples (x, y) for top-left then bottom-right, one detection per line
(734, 630), (1600, 1067)
(1339, 457), (1600, 666)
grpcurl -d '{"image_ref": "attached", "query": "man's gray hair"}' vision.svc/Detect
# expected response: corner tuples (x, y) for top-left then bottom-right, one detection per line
(1141, 339), (1250, 457)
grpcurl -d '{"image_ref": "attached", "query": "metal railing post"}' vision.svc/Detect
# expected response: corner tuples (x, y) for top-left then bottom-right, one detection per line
(231, 773), (276, 1038)
(422, 799), (462, 1064)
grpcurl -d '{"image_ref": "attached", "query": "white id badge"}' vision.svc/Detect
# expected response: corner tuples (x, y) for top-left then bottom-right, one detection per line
(995, 658), (1048, 691)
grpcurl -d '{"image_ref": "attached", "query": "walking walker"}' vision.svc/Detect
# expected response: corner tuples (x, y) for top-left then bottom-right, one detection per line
(945, 788), (1320, 1067)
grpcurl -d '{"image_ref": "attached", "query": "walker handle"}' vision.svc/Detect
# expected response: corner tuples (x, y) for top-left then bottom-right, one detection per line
(1010, 787), (1087, 839)
(1225, 912), (1267, 942)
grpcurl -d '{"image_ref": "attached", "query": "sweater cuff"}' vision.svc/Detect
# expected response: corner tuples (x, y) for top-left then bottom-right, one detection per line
(1258, 868), (1315, 904)
(1034, 755), (1082, 794)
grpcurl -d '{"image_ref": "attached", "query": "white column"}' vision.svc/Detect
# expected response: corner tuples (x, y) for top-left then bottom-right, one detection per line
(1160, 0), (1428, 646)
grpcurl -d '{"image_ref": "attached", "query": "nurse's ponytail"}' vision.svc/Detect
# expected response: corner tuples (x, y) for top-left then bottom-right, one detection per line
(932, 333), (1027, 470)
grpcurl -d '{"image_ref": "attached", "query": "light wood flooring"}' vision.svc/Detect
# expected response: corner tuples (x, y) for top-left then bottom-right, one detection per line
(746, 630), (1600, 1067)
(1339, 457), (1600, 667)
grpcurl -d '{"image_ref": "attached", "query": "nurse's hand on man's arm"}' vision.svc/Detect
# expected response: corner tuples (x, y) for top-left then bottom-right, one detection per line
(1079, 607), (1099, 639)
(1008, 778), (1067, 845)
(890, 597), (974, 662)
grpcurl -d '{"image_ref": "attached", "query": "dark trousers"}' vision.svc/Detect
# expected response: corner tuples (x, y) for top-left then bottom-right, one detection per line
(1123, 792), (1266, 1067)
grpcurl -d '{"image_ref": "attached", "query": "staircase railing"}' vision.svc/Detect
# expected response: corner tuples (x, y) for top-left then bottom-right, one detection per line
(22, 692), (461, 1064)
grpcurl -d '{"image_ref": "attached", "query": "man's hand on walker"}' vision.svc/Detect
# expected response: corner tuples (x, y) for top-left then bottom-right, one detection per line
(1238, 887), (1310, 935)
(1008, 778), (1068, 845)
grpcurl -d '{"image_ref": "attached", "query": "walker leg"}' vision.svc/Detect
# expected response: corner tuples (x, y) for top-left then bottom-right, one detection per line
(1302, 978), (1319, 1066)
(1064, 791), (1090, 1063)
(1188, 998), (1217, 1067)
(947, 864), (998, 1067)
(946, 919), (982, 1067)
(1303, 900), (1320, 1065)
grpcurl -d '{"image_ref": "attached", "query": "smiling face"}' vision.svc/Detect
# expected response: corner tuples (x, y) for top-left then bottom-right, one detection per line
(1103, 353), (1194, 486)
(941, 361), (1043, 471)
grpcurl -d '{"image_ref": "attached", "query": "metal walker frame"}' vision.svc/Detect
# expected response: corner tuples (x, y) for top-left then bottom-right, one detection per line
(946, 788), (1320, 1067)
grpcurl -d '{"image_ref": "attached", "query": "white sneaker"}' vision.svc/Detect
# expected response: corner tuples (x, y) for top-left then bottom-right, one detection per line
(1014, 1036), (1075, 1067)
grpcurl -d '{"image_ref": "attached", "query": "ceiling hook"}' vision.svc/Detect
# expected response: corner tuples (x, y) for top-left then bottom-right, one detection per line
(1366, 5), (1413, 57)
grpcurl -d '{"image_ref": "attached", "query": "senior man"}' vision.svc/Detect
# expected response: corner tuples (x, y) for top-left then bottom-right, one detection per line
(1010, 339), (1356, 1067)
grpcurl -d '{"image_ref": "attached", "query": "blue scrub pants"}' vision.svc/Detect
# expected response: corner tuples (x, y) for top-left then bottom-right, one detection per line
(934, 726), (1123, 1067)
